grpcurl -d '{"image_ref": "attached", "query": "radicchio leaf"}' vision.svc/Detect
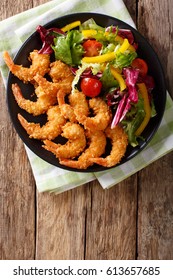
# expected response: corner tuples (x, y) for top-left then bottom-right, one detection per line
(36, 25), (65, 54)
(111, 68), (140, 128)
(111, 94), (127, 128)
(123, 67), (139, 103)
(137, 74), (155, 93)
(118, 29), (134, 45)
(106, 26), (137, 49)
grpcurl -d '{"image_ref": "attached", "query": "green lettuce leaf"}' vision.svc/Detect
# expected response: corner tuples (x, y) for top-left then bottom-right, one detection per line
(113, 51), (137, 68)
(100, 64), (118, 90)
(122, 95), (145, 147)
(80, 18), (104, 31)
(53, 30), (84, 66)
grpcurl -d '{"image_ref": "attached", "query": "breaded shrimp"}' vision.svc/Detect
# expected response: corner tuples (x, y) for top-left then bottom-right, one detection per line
(68, 89), (89, 120)
(3, 50), (50, 83)
(91, 125), (128, 168)
(18, 106), (66, 140)
(49, 60), (74, 87)
(34, 73), (73, 97)
(12, 83), (57, 116)
(77, 97), (112, 131)
(43, 123), (86, 159)
(60, 130), (107, 169)
(57, 89), (77, 123)
(57, 89), (89, 123)
(34, 74), (61, 96)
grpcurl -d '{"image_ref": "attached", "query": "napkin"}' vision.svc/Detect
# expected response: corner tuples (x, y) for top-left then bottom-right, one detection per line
(0, 0), (173, 194)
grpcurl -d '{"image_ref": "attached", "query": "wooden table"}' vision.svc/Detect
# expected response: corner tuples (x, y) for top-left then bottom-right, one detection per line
(0, 0), (173, 260)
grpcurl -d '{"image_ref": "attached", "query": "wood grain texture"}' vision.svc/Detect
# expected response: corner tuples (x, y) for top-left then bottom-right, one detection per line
(137, 0), (173, 98)
(138, 155), (173, 259)
(0, 79), (36, 260)
(85, 178), (137, 260)
(137, 0), (173, 260)
(0, 0), (173, 261)
(36, 185), (88, 260)
(0, 1), (35, 260)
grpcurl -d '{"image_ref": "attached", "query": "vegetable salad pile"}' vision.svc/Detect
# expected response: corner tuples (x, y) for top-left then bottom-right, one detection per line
(37, 18), (156, 147)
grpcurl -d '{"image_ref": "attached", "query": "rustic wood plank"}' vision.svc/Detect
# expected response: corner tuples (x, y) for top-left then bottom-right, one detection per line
(0, 1), (36, 260)
(137, 0), (173, 98)
(0, 79), (36, 260)
(137, 0), (173, 259)
(36, 185), (89, 260)
(33, 0), (48, 6)
(85, 178), (137, 260)
(138, 155), (173, 259)
(0, 1), (33, 19)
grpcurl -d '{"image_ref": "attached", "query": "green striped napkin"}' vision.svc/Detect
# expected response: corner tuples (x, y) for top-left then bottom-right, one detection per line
(0, 0), (173, 194)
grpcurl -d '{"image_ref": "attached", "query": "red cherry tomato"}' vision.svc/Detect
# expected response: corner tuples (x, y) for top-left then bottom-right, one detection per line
(80, 77), (102, 97)
(83, 39), (102, 57)
(131, 58), (148, 76)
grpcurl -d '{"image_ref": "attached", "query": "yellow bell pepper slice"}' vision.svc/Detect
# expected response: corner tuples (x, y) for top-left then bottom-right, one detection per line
(115, 35), (124, 44)
(110, 66), (126, 91)
(81, 29), (97, 38)
(116, 38), (130, 54)
(82, 52), (116, 64)
(115, 35), (136, 52)
(135, 83), (151, 136)
(61, 21), (81, 32)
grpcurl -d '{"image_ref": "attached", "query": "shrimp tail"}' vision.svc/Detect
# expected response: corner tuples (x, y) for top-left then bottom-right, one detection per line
(90, 158), (109, 167)
(91, 125), (128, 168)
(3, 50), (50, 83)
(3, 51), (16, 71)
(43, 123), (86, 159)
(12, 83), (23, 100)
(18, 113), (40, 137)
(43, 140), (60, 154)
(59, 159), (86, 169)
(18, 106), (66, 140)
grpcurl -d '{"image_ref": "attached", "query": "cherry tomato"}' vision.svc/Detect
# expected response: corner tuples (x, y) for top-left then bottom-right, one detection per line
(131, 58), (148, 76)
(83, 39), (102, 57)
(80, 77), (102, 97)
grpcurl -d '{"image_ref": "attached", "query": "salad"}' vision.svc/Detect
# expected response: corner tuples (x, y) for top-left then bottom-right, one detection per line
(36, 18), (156, 147)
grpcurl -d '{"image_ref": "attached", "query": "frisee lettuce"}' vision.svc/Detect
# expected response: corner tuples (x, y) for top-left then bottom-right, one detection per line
(112, 51), (137, 68)
(79, 18), (104, 32)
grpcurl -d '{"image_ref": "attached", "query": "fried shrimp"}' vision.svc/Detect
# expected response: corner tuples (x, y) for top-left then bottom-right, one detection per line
(34, 74), (60, 95)
(49, 60), (74, 91)
(91, 125), (128, 168)
(77, 97), (112, 131)
(18, 106), (66, 140)
(57, 89), (89, 123)
(60, 130), (107, 169)
(57, 89), (77, 123)
(3, 50), (50, 83)
(68, 89), (89, 120)
(12, 83), (57, 116)
(43, 123), (86, 159)
(34, 73), (72, 97)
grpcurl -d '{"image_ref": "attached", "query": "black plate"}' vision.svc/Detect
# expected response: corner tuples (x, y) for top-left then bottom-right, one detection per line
(6, 13), (166, 172)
